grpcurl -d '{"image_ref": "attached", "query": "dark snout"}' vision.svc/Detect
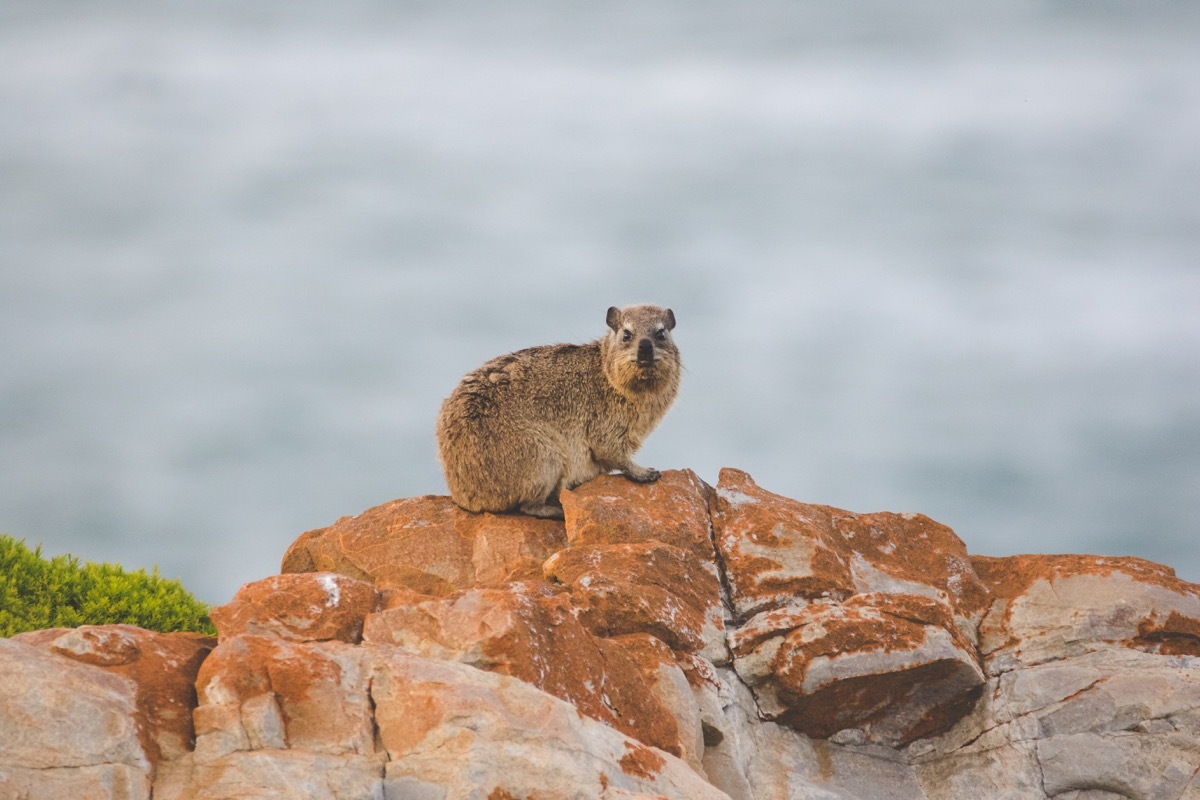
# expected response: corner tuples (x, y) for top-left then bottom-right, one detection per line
(637, 338), (655, 366)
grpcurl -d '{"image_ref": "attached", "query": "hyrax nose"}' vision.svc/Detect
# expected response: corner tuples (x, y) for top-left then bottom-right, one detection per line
(637, 338), (654, 363)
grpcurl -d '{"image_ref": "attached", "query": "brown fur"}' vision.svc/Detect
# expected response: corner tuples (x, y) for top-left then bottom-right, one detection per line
(436, 305), (681, 518)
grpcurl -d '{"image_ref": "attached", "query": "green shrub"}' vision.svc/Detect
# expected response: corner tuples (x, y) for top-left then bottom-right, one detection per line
(0, 534), (215, 637)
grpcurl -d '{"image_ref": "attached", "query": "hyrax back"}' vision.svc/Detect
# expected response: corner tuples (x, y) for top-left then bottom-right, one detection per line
(436, 305), (680, 519)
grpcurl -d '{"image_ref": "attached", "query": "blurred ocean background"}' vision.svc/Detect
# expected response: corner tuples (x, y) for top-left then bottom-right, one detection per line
(2, 1), (1197, 605)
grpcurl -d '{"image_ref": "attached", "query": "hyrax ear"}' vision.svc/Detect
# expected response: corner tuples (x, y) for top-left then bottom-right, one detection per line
(665, 308), (676, 331)
(606, 306), (622, 332)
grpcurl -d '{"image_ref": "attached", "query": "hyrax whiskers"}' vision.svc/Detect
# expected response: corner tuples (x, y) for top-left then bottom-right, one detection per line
(436, 304), (681, 519)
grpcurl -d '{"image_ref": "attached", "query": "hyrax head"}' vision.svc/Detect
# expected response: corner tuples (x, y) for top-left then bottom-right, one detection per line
(605, 304), (678, 370)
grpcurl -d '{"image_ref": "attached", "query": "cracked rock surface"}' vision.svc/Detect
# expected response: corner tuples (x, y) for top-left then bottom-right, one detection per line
(3, 467), (1198, 799)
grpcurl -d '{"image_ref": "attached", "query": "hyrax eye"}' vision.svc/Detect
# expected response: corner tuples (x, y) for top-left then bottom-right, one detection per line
(622, 330), (633, 342)
(655, 329), (667, 340)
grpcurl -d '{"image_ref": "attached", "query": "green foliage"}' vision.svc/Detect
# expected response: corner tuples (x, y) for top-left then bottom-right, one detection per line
(0, 534), (215, 637)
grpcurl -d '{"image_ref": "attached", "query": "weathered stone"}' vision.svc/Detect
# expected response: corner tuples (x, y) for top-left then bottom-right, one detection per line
(730, 593), (984, 745)
(545, 541), (728, 662)
(562, 468), (719, 563)
(209, 572), (378, 644)
(714, 469), (989, 745)
(913, 643), (1200, 800)
(362, 582), (688, 758)
(678, 658), (749, 795)
(837, 512), (988, 638)
(173, 638), (729, 800)
(281, 495), (463, 591)
(974, 553), (1200, 673)
(193, 635), (376, 761)
(0, 764), (151, 800)
(908, 555), (1200, 797)
(709, 668), (931, 800)
(153, 750), (384, 800)
(0, 638), (148, 772)
(914, 741), (1045, 800)
(607, 633), (712, 776)
(370, 650), (730, 800)
(281, 494), (567, 594)
(713, 468), (987, 626)
(712, 468), (855, 618)
(13, 624), (214, 767)
(1038, 731), (1200, 800)
(462, 509), (570, 586)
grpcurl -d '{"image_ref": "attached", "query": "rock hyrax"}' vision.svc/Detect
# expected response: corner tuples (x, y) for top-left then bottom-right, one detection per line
(436, 304), (681, 519)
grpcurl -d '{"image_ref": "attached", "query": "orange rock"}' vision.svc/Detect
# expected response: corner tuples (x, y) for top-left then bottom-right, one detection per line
(13, 624), (215, 768)
(368, 650), (729, 800)
(833, 510), (989, 623)
(714, 469), (992, 745)
(1134, 610), (1200, 656)
(618, 741), (667, 780)
(193, 635), (375, 759)
(713, 468), (988, 623)
(561, 469), (718, 563)
(711, 468), (856, 618)
(973, 553), (1200, 669)
(544, 541), (726, 659)
(730, 593), (984, 745)
(462, 509), (570, 585)
(281, 495), (567, 595)
(281, 496), (463, 592)
(362, 582), (687, 758)
(378, 585), (440, 610)
(607, 632), (712, 775)
(209, 572), (378, 644)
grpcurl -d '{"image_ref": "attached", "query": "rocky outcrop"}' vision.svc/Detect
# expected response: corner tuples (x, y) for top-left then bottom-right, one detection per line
(715, 468), (991, 747)
(2, 466), (1198, 799)
(911, 553), (1200, 799)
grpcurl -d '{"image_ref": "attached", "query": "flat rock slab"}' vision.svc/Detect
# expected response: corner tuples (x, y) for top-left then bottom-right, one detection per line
(281, 494), (567, 594)
(0, 638), (148, 772)
(210, 572), (379, 644)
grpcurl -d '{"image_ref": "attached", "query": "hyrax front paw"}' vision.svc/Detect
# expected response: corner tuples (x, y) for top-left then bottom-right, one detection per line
(623, 465), (662, 484)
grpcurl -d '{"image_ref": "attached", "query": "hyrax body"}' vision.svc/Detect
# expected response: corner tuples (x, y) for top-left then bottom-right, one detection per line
(436, 305), (680, 519)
